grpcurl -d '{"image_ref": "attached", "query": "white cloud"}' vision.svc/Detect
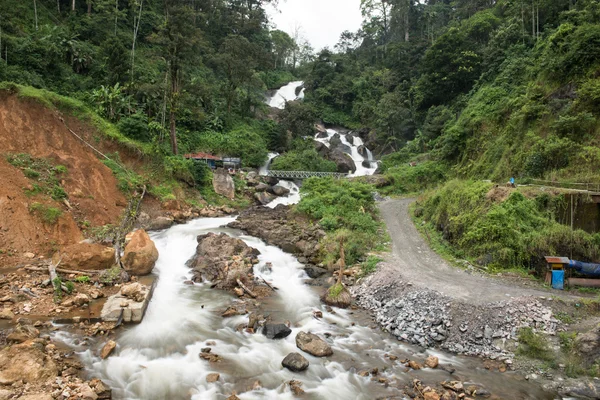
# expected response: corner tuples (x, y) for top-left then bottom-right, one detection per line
(267, 0), (363, 51)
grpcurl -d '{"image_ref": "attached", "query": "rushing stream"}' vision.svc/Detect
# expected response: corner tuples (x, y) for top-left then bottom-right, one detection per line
(55, 82), (558, 399)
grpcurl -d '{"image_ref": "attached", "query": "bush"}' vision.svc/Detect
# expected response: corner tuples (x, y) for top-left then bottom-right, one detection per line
(117, 114), (151, 142)
(29, 202), (62, 224)
(517, 327), (554, 361)
(271, 143), (337, 172)
(383, 161), (448, 194)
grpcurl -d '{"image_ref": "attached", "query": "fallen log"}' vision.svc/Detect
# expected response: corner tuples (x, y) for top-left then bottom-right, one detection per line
(259, 276), (278, 291)
(24, 266), (102, 275)
(236, 279), (257, 298)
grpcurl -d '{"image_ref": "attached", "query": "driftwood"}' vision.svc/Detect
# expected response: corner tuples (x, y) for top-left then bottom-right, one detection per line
(259, 276), (278, 291)
(49, 258), (61, 292)
(24, 266), (102, 275)
(236, 279), (257, 298)
(114, 185), (147, 268)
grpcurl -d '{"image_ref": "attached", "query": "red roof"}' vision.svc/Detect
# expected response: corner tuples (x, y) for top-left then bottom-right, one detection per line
(184, 152), (222, 161)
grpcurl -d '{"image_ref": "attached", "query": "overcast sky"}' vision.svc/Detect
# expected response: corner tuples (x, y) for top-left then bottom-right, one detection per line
(266, 0), (363, 51)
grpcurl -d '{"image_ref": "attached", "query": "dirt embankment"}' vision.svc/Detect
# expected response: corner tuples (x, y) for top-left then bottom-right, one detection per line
(0, 94), (126, 266)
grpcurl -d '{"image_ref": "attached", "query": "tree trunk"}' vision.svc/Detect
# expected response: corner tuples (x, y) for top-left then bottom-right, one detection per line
(33, 0), (38, 30)
(87, 0), (92, 15)
(337, 239), (345, 285)
(169, 63), (179, 155)
(57, 0), (60, 13)
(72, 0), (75, 12)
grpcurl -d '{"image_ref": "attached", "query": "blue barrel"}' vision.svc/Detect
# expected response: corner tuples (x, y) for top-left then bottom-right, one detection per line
(552, 270), (565, 290)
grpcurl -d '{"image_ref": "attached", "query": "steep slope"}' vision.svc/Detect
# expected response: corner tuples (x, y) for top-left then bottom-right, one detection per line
(0, 93), (126, 263)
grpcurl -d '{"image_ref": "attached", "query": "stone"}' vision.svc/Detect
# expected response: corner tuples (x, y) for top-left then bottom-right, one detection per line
(295, 331), (333, 357)
(58, 243), (115, 270)
(262, 324), (292, 339)
(226, 396), (240, 400)
(327, 148), (356, 173)
(0, 308), (14, 320)
(187, 232), (260, 290)
(18, 395), (53, 400)
(213, 168), (235, 200)
(288, 380), (305, 395)
(0, 390), (14, 400)
(123, 230), (159, 276)
(282, 353), (309, 372)
(424, 392), (441, 400)
(272, 185), (290, 196)
(206, 373), (220, 383)
(255, 183), (270, 192)
(408, 360), (422, 370)
(254, 192), (276, 205)
(79, 384), (98, 400)
(148, 216), (174, 231)
(23, 252), (35, 259)
(424, 355), (439, 369)
(121, 282), (147, 302)
(304, 265), (327, 278)
(100, 340), (116, 359)
(6, 325), (39, 343)
(74, 293), (90, 306)
(0, 342), (58, 385)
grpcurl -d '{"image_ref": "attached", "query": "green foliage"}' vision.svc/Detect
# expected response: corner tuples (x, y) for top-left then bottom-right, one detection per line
(65, 281), (75, 294)
(271, 141), (337, 172)
(75, 275), (91, 284)
(297, 177), (382, 264)
(328, 282), (344, 298)
(418, 180), (600, 270)
(100, 266), (121, 285)
(29, 202), (62, 224)
(383, 161), (448, 194)
(360, 255), (383, 276)
(517, 327), (554, 361)
(101, 154), (143, 192)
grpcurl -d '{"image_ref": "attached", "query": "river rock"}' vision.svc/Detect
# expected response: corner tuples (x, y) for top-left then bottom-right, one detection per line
(213, 168), (235, 199)
(424, 355), (439, 368)
(262, 324), (292, 339)
(329, 133), (351, 154)
(304, 265), (327, 278)
(228, 206), (324, 263)
(206, 373), (220, 383)
(100, 340), (116, 359)
(314, 140), (329, 157)
(186, 232), (260, 289)
(0, 308), (14, 320)
(74, 293), (90, 307)
(254, 192), (276, 205)
(272, 185), (290, 196)
(0, 341), (58, 385)
(121, 282), (146, 302)
(255, 183), (270, 192)
(147, 216), (174, 231)
(282, 353), (309, 372)
(123, 229), (159, 276)
(328, 148), (356, 174)
(58, 243), (115, 270)
(295, 331), (333, 357)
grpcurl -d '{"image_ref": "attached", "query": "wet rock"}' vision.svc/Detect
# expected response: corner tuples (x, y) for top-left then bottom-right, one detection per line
(424, 355), (439, 369)
(79, 384), (98, 400)
(6, 325), (39, 343)
(263, 323), (292, 339)
(272, 185), (290, 196)
(222, 306), (245, 318)
(74, 293), (90, 306)
(58, 243), (115, 270)
(187, 233), (260, 290)
(288, 380), (305, 395)
(254, 191), (276, 205)
(0, 341), (58, 385)
(255, 183), (270, 192)
(424, 392), (441, 400)
(304, 265), (327, 278)
(206, 373), (220, 383)
(328, 148), (356, 174)
(100, 340), (116, 359)
(200, 352), (223, 362)
(123, 230), (159, 276)
(213, 168), (235, 200)
(407, 360), (422, 370)
(121, 282), (146, 302)
(282, 352), (309, 372)
(89, 379), (112, 399)
(295, 331), (333, 357)
(226, 395), (240, 400)
(147, 216), (174, 231)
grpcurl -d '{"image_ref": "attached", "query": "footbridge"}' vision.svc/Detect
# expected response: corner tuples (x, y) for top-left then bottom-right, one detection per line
(267, 170), (347, 180)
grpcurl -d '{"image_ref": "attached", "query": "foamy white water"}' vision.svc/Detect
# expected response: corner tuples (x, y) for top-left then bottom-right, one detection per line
(267, 81), (304, 109)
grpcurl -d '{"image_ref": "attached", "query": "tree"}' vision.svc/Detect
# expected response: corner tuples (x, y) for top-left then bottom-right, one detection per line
(271, 29), (294, 69)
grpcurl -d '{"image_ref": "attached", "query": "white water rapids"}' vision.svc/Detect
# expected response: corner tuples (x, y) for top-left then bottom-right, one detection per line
(58, 218), (553, 400)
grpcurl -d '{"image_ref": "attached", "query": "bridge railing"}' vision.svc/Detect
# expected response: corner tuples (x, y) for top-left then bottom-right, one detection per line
(267, 170), (347, 179)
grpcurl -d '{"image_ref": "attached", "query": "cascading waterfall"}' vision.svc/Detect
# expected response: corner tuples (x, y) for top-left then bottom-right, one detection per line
(267, 81), (305, 110)
(315, 129), (377, 177)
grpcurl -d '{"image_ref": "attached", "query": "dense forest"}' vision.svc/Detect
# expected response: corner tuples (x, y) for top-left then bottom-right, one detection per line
(301, 0), (600, 185)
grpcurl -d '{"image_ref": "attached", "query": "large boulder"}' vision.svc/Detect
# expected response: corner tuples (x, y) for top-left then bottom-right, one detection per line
(254, 192), (276, 205)
(314, 140), (329, 157)
(272, 185), (290, 197)
(329, 134), (351, 154)
(186, 233), (260, 289)
(228, 206), (324, 263)
(213, 168), (235, 200)
(58, 243), (115, 270)
(262, 324), (292, 339)
(295, 331), (333, 357)
(328, 148), (356, 174)
(0, 341), (58, 385)
(282, 353), (309, 372)
(123, 230), (159, 276)
(147, 216), (174, 231)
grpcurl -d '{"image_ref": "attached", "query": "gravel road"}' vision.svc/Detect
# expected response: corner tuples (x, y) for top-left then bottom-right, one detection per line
(379, 198), (563, 304)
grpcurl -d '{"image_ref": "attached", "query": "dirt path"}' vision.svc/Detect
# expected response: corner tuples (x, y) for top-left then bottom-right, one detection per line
(379, 198), (571, 305)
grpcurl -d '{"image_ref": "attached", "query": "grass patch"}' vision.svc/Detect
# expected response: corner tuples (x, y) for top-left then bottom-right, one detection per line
(517, 327), (554, 361)
(360, 255), (383, 276)
(29, 202), (62, 224)
(6, 153), (69, 201)
(381, 161), (448, 195)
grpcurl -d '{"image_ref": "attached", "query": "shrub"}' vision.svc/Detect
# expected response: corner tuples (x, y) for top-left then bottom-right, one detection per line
(29, 202), (62, 224)
(271, 147), (337, 172)
(383, 161), (448, 194)
(117, 114), (151, 142)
